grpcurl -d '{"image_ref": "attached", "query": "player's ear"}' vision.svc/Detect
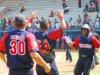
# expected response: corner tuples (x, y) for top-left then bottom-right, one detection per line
(25, 20), (28, 26)
(14, 23), (17, 29)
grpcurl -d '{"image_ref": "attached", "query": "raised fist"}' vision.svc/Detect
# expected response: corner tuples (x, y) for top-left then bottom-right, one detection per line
(57, 10), (63, 18)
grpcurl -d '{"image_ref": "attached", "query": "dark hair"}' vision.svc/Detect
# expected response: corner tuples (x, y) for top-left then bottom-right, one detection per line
(40, 21), (48, 30)
(14, 14), (26, 28)
(90, 27), (94, 31)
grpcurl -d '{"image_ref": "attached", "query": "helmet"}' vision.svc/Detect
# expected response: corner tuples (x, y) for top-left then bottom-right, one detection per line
(81, 24), (90, 31)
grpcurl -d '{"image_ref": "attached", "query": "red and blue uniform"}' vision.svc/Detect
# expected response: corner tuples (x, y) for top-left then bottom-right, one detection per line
(0, 29), (39, 75)
(73, 34), (100, 75)
(33, 28), (63, 75)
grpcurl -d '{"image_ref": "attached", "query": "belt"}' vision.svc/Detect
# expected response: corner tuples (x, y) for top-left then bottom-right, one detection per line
(81, 55), (87, 57)
(80, 55), (93, 58)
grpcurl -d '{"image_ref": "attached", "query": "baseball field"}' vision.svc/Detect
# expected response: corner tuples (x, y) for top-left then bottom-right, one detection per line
(56, 50), (100, 75)
(0, 50), (100, 75)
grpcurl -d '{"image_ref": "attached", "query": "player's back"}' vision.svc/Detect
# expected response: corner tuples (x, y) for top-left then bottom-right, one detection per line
(5, 29), (33, 70)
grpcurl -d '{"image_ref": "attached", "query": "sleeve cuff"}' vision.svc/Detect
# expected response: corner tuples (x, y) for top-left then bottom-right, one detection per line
(0, 50), (6, 54)
(29, 49), (39, 53)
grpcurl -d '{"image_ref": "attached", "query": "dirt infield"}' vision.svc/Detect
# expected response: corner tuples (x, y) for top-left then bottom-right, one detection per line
(56, 61), (100, 72)
(0, 50), (100, 75)
(55, 50), (100, 72)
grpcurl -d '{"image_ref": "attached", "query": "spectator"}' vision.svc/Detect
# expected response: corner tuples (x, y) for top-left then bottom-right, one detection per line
(77, 0), (81, 8)
(49, 10), (54, 17)
(77, 15), (82, 25)
(89, 2), (95, 12)
(70, 17), (73, 23)
(48, 19), (52, 28)
(90, 0), (95, 3)
(55, 23), (61, 29)
(35, 17), (41, 29)
(35, 17), (40, 24)
(62, 0), (66, 9)
(89, 19), (94, 27)
(54, 18), (59, 27)
(95, 0), (99, 12)
(83, 13), (90, 24)
(65, 21), (69, 28)
(41, 17), (45, 22)
(51, 0), (56, 2)
(83, 4), (89, 13)
(95, 14), (100, 23)
(70, 17), (75, 28)
(3, 18), (7, 29)
(20, 5), (25, 13)
(64, 5), (69, 14)
(0, 19), (4, 28)
(94, 18), (100, 28)
(8, 18), (12, 26)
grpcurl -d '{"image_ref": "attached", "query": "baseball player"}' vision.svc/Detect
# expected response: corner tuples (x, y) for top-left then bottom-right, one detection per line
(90, 27), (100, 65)
(62, 33), (73, 62)
(70, 24), (100, 75)
(29, 10), (67, 75)
(0, 14), (51, 75)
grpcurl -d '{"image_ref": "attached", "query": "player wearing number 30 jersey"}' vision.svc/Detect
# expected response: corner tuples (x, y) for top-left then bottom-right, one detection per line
(0, 30), (37, 69)
(0, 14), (51, 75)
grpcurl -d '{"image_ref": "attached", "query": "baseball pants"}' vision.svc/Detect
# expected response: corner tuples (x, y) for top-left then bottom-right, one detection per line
(74, 57), (93, 75)
(36, 60), (59, 75)
(9, 68), (34, 75)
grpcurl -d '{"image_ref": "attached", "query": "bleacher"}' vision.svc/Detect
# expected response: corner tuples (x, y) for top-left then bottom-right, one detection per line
(4, 0), (99, 20)
(0, 0), (100, 40)
(0, 0), (23, 9)
(6, 0), (62, 19)
(0, 0), (23, 18)
(0, 6), (8, 18)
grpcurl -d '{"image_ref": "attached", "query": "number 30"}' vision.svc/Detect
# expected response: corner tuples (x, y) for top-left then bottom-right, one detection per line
(10, 40), (25, 55)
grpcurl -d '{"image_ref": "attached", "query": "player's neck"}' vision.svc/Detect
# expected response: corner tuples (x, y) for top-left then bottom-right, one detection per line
(41, 29), (47, 32)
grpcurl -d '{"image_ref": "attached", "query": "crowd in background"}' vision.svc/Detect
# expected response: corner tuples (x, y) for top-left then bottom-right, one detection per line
(0, 0), (100, 30)
(62, 0), (99, 14)
(0, 12), (99, 49)
(0, 0), (100, 44)
(83, 0), (99, 13)
(0, 13), (100, 30)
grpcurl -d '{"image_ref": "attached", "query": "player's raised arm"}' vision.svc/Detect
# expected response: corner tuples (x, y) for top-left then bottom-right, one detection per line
(0, 33), (8, 64)
(57, 10), (67, 31)
(28, 11), (38, 24)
